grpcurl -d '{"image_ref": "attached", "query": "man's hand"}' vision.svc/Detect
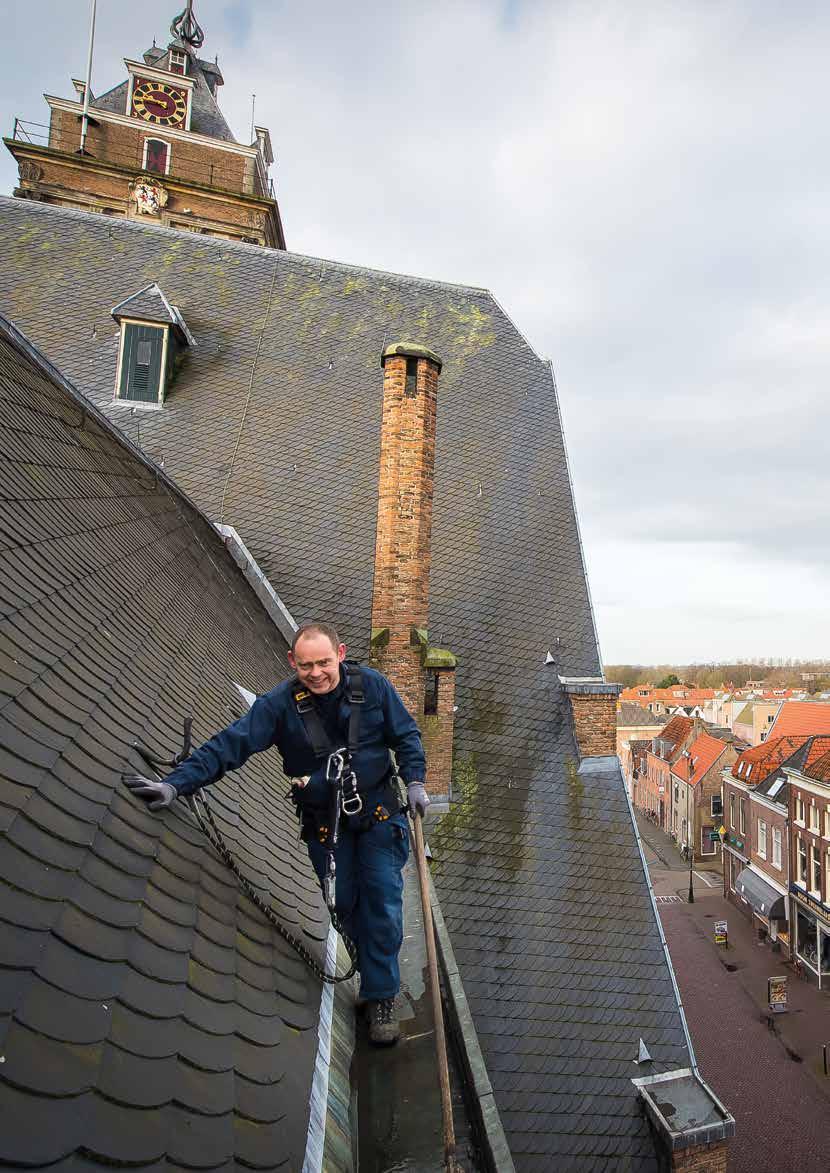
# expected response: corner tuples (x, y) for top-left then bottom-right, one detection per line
(407, 782), (430, 818)
(123, 774), (178, 811)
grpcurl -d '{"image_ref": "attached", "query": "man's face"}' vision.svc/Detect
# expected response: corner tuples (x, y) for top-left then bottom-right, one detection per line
(288, 633), (346, 695)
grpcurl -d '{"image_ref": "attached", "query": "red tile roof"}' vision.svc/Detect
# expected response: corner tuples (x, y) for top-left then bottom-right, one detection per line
(653, 715), (694, 758)
(672, 731), (729, 783)
(767, 701), (830, 740)
(805, 750), (830, 783)
(620, 686), (715, 704)
(731, 735), (810, 783)
(803, 735), (830, 772)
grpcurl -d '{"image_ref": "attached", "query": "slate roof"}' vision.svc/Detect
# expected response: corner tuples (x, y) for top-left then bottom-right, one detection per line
(617, 702), (662, 728)
(93, 47), (236, 143)
(0, 316), (330, 1168)
(0, 198), (695, 1169)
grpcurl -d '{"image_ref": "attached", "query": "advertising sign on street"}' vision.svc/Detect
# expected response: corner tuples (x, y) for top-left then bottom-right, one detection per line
(768, 975), (788, 1012)
(714, 920), (728, 946)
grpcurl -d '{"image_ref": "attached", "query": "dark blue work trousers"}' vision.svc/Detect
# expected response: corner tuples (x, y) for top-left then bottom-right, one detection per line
(306, 807), (410, 1001)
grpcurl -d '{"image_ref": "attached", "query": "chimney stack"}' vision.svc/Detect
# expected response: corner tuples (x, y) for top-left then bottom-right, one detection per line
(370, 343), (457, 796)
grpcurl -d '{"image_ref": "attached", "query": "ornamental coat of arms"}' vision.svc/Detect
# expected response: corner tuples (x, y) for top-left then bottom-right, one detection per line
(128, 175), (169, 216)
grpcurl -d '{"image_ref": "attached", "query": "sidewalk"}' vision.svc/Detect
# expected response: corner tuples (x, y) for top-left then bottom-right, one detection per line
(668, 886), (830, 1098)
(660, 894), (830, 1172)
(636, 809), (722, 873)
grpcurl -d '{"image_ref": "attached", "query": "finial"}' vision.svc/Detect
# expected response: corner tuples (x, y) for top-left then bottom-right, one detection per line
(170, 1), (205, 49)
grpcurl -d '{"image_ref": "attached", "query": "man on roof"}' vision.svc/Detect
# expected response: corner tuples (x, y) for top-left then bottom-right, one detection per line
(124, 620), (429, 1046)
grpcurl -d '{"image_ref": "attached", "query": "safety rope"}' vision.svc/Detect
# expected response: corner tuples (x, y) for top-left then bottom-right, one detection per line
(133, 718), (358, 985)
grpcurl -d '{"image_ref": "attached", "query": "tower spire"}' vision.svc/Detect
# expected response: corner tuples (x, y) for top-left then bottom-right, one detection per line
(170, 1), (204, 50)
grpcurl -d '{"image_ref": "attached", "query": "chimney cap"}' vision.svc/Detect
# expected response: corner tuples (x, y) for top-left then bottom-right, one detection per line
(381, 342), (442, 372)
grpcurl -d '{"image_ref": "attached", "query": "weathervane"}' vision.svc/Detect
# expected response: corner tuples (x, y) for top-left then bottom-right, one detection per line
(170, 1), (205, 50)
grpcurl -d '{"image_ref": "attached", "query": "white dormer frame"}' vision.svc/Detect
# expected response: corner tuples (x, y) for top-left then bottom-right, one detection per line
(124, 59), (195, 133)
(142, 136), (172, 175)
(169, 48), (188, 76)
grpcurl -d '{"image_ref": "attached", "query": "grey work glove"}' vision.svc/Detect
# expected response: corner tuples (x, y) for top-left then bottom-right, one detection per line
(407, 782), (430, 818)
(123, 773), (178, 811)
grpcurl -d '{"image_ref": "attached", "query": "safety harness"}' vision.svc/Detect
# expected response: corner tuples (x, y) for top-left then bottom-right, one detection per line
(290, 663), (402, 915)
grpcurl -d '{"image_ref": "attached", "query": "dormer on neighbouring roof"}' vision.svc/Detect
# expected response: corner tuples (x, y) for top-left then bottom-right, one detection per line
(111, 283), (195, 406)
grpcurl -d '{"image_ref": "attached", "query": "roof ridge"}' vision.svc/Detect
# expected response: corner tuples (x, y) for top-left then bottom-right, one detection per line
(0, 197), (495, 299)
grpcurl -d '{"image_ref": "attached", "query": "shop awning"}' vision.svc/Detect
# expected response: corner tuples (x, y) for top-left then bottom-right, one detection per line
(736, 868), (787, 920)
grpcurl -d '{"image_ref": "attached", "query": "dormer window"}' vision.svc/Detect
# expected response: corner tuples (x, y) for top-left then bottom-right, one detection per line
(143, 138), (171, 176)
(118, 324), (165, 403)
(111, 283), (195, 408)
(169, 49), (187, 75)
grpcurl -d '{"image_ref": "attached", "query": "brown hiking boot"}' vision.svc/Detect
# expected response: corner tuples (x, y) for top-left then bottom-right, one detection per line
(367, 997), (400, 1045)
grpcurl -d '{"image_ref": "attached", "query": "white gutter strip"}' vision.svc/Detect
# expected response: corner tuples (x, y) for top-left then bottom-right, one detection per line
(302, 926), (339, 1173)
(623, 771), (699, 1072)
(213, 523), (298, 640)
(232, 677), (340, 1170)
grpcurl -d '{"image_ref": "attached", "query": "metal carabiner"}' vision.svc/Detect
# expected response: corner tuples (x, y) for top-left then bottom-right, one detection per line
(326, 748), (347, 784)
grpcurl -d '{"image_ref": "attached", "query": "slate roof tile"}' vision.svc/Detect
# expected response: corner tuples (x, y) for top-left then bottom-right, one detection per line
(0, 316), (328, 1168)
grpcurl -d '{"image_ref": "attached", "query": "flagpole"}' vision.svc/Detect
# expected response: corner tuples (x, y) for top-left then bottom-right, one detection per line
(79, 0), (97, 154)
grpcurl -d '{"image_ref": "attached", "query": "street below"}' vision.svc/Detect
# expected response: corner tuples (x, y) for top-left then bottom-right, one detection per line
(636, 812), (830, 1171)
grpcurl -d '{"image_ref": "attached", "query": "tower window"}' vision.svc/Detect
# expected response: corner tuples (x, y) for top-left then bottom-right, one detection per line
(117, 323), (166, 404)
(424, 670), (439, 716)
(169, 49), (187, 75)
(143, 138), (170, 176)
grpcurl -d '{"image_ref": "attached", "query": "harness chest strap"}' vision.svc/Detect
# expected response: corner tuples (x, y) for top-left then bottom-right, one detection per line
(291, 663), (365, 759)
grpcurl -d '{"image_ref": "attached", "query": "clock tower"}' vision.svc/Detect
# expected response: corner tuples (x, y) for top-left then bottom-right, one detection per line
(5, 2), (286, 249)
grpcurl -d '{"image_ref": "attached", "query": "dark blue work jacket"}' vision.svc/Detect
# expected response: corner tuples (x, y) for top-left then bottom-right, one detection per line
(165, 665), (426, 806)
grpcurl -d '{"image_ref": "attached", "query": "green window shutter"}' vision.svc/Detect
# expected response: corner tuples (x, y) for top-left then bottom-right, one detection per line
(119, 323), (165, 402)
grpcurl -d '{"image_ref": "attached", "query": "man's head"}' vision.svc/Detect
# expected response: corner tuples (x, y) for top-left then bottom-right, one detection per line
(288, 621), (346, 695)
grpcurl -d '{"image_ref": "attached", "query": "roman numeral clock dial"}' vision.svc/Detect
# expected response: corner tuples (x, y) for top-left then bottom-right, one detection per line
(131, 79), (188, 127)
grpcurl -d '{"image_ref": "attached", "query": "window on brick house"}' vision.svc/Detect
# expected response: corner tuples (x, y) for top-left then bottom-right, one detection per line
(772, 827), (782, 869)
(740, 798), (746, 835)
(143, 138), (170, 175)
(811, 843), (822, 895)
(825, 809), (830, 839)
(423, 670), (439, 716)
(796, 795), (806, 824)
(810, 804), (820, 831)
(797, 837), (807, 885)
(730, 793), (735, 829)
(757, 819), (767, 859)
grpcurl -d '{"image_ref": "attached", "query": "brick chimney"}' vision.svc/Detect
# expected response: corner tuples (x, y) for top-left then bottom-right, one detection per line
(370, 342), (456, 797)
(633, 1069), (734, 1173)
(560, 677), (623, 759)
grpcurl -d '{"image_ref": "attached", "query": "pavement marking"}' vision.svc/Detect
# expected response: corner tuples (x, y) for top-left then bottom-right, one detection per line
(694, 870), (719, 888)
(656, 895), (682, 904)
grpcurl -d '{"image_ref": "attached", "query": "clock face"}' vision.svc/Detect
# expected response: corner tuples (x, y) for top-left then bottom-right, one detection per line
(131, 78), (188, 127)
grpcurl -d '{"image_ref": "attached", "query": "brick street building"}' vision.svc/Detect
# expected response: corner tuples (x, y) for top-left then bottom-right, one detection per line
(639, 714), (695, 832)
(669, 731), (735, 866)
(787, 737), (830, 987)
(722, 736), (812, 959)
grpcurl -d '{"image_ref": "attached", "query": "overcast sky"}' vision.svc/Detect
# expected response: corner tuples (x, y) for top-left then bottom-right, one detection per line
(2, 0), (828, 665)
